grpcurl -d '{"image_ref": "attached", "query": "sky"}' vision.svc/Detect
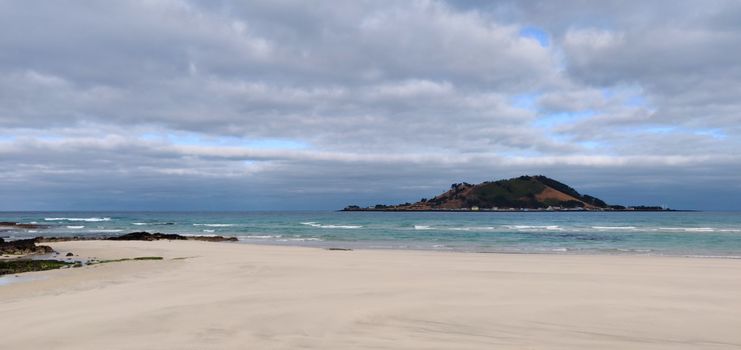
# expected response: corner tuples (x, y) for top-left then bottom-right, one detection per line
(1, 0), (740, 211)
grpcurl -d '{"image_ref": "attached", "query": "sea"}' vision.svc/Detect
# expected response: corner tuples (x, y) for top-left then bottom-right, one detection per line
(3, 211), (741, 258)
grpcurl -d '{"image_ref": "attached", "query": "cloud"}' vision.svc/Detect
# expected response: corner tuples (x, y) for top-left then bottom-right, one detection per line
(0, 0), (740, 209)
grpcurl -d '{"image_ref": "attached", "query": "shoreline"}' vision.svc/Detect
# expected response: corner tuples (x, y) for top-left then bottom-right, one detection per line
(3, 235), (741, 260)
(2, 240), (741, 349)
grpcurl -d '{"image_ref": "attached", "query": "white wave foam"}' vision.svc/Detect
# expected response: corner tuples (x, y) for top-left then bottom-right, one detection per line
(683, 255), (741, 259)
(193, 224), (235, 227)
(45, 217), (111, 222)
(88, 229), (123, 233)
(66, 225), (84, 229)
(178, 232), (219, 237)
(592, 226), (637, 230)
(659, 227), (715, 232)
(617, 248), (653, 253)
(414, 225), (433, 230)
(301, 222), (362, 229)
(449, 226), (496, 231)
(278, 237), (323, 242)
(509, 225), (562, 231)
(684, 227), (715, 232)
(132, 223), (148, 226)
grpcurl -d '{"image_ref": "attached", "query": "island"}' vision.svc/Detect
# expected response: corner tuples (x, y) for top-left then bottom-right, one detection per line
(343, 175), (672, 212)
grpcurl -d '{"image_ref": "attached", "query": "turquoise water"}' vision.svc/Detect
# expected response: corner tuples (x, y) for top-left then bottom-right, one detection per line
(3, 211), (741, 257)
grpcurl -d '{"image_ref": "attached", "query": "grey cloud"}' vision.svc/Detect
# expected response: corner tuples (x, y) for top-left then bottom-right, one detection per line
(1, 0), (740, 210)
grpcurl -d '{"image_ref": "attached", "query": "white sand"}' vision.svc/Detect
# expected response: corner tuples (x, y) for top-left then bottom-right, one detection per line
(1, 240), (741, 349)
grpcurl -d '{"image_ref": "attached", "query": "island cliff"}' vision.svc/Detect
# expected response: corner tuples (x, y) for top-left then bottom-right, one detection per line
(343, 175), (669, 212)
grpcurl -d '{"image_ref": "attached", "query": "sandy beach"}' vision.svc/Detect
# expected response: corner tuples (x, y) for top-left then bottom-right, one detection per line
(1, 241), (740, 349)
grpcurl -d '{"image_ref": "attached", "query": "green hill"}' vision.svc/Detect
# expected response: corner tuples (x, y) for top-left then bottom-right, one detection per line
(346, 175), (612, 211)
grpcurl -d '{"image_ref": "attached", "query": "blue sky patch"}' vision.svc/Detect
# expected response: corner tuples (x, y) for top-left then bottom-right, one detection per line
(519, 26), (550, 47)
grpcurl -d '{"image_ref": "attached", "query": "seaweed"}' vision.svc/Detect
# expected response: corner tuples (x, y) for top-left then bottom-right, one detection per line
(0, 259), (74, 275)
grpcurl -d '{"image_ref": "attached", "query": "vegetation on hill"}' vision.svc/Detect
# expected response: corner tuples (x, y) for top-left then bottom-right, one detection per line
(345, 175), (617, 211)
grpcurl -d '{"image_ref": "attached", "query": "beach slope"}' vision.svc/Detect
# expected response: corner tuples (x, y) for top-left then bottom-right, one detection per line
(1, 241), (740, 349)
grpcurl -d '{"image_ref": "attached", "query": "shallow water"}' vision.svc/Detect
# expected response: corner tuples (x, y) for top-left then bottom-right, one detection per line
(2, 211), (741, 257)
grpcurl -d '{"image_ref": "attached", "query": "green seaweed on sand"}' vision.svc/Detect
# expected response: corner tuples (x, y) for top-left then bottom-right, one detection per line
(0, 259), (75, 276)
(90, 256), (164, 264)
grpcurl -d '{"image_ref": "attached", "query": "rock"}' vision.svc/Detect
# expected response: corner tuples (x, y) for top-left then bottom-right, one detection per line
(0, 239), (54, 255)
(0, 238), (54, 255)
(188, 236), (238, 242)
(108, 232), (187, 241)
(107, 231), (237, 242)
(66, 252), (74, 257)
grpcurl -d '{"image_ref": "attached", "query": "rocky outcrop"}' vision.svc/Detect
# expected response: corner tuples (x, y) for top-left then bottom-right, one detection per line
(0, 238), (54, 255)
(189, 235), (239, 242)
(108, 231), (187, 241)
(107, 231), (238, 242)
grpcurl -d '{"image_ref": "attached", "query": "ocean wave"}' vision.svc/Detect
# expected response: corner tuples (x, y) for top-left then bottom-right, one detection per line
(592, 226), (637, 230)
(414, 225), (433, 230)
(278, 237), (323, 242)
(88, 229), (123, 233)
(683, 254), (741, 259)
(45, 217), (111, 222)
(616, 248), (653, 253)
(659, 227), (715, 232)
(66, 225), (85, 229)
(132, 223), (148, 226)
(448, 226), (497, 231)
(179, 232), (219, 236)
(241, 235), (282, 239)
(300, 222), (362, 229)
(193, 224), (235, 227)
(508, 225), (562, 231)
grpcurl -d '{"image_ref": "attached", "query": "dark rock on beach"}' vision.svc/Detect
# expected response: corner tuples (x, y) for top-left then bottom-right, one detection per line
(190, 235), (239, 242)
(108, 231), (187, 241)
(108, 231), (238, 242)
(34, 232), (237, 245)
(0, 238), (54, 255)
